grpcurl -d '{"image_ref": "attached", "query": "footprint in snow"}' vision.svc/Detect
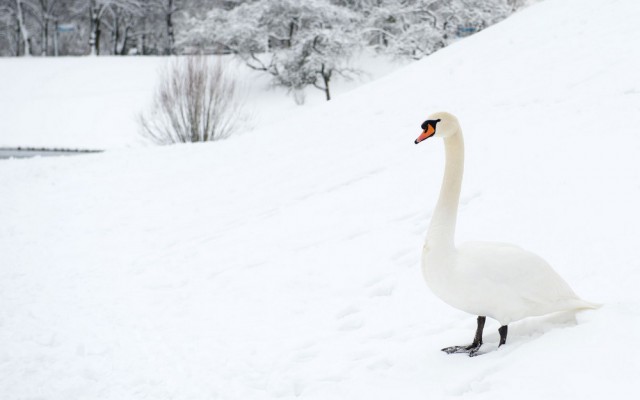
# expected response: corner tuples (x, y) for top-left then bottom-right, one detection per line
(335, 305), (360, 319)
(460, 190), (482, 206)
(338, 317), (365, 331)
(292, 350), (317, 363)
(351, 349), (376, 361)
(367, 357), (394, 371)
(368, 281), (395, 297)
(368, 330), (395, 340)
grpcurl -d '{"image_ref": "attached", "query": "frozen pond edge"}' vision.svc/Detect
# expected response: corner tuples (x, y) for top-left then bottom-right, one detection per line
(0, 147), (103, 160)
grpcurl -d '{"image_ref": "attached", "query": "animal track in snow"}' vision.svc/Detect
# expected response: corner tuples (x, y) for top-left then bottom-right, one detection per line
(460, 190), (482, 206)
(333, 303), (368, 343)
(337, 317), (365, 331)
(390, 248), (418, 268)
(367, 357), (393, 371)
(390, 248), (412, 261)
(335, 305), (360, 319)
(293, 340), (317, 351)
(368, 330), (395, 340)
(350, 349), (376, 361)
(292, 350), (317, 363)
(449, 365), (501, 396)
(368, 281), (395, 297)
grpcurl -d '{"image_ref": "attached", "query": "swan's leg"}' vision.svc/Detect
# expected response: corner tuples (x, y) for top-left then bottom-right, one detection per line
(442, 316), (485, 357)
(498, 325), (508, 346)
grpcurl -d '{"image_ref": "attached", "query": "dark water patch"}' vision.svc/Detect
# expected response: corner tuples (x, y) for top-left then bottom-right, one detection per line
(0, 147), (103, 160)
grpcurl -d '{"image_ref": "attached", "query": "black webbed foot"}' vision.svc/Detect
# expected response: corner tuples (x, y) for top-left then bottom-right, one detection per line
(441, 321), (509, 357)
(441, 343), (483, 357)
(441, 316), (486, 357)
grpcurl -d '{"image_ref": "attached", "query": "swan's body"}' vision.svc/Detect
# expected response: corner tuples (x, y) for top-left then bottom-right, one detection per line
(415, 112), (596, 356)
(424, 240), (594, 325)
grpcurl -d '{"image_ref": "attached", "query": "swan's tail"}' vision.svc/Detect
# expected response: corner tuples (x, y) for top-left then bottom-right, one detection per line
(572, 298), (602, 310)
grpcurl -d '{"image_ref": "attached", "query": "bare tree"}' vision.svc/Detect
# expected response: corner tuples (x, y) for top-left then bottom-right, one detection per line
(153, 0), (181, 54)
(13, 0), (32, 55)
(25, 0), (66, 56)
(139, 56), (245, 145)
(82, 0), (141, 55)
(0, 1), (18, 56)
(104, 1), (142, 54)
(137, 0), (184, 55)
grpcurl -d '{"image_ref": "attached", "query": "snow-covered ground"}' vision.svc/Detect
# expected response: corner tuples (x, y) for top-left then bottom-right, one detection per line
(0, 52), (403, 150)
(2, 0), (640, 399)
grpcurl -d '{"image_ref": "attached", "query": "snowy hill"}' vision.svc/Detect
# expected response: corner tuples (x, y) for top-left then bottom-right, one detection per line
(2, 0), (640, 399)
(0, 54), (401, 150)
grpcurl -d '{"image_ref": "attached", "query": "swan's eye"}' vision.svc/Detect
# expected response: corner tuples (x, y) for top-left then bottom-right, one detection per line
(421, 119), (440, 131)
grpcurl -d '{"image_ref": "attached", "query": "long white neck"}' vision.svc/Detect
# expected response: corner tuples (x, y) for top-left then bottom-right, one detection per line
(427, 130), (464, 250)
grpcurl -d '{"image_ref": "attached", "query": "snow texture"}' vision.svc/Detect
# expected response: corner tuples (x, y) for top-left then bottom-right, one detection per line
(1, 0), (640, 399)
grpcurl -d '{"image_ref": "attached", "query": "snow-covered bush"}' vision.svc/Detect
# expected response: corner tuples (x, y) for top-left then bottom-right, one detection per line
(138, 55), (244, 145)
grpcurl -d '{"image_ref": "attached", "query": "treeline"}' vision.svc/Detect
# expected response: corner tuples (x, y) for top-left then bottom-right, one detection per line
(1, 0), (526, 58)
(1, 0), (193, 56)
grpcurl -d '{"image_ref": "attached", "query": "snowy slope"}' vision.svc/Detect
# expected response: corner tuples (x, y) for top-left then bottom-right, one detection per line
(0, 53), (403, 150)
(2, 0), (640, 399)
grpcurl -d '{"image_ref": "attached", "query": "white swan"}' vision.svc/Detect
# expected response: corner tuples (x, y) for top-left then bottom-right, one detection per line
(415, 112), (597, 356)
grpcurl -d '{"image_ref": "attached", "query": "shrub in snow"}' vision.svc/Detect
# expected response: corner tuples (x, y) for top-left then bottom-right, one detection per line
(138, 55), (244, 145)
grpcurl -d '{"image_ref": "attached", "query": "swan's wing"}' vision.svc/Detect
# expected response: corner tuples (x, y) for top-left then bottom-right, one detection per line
(456, 241), (579, 306)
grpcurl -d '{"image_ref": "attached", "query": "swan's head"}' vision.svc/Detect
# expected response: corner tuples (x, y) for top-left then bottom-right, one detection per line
(414, 112), (460, 144)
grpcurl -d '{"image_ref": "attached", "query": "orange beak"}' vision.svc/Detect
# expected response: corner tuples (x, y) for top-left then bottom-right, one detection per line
(414, 124), (435, 144)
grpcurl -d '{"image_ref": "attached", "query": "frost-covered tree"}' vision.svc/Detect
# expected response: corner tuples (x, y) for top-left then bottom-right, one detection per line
(1, 0), (34, 56)
(436, 0), (513, 40)
(132, 0), (218, 55)
(0, 0), (526, 59)
(357, 0), (514, 59)
(144, 0), (182, 54)
(79, 0), (142, 55)
(0, 0), (74, 56)
(26, 0), (65, 56)
(86, 0), (107, 55)
(15, 0), (33, 55)
(358, 0), (442, 59)
(0, 1), (19, 56)
(181, 0), (362, 102)
(270, 23), (361, 101)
